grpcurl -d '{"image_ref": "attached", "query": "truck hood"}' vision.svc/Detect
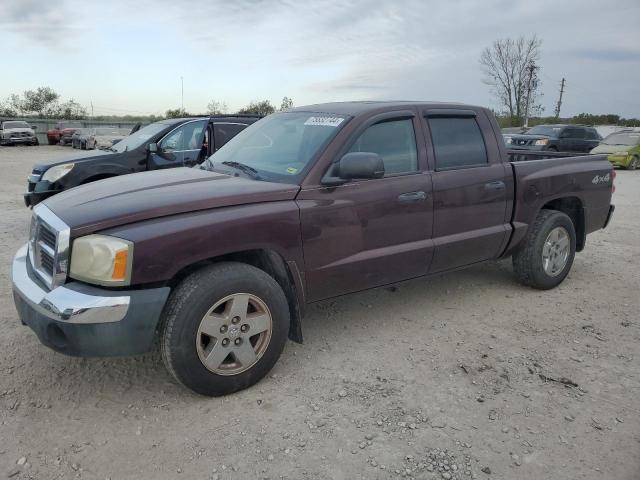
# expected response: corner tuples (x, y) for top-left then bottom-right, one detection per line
(4, 127), (35, 134)
(43, 167), (301, 235)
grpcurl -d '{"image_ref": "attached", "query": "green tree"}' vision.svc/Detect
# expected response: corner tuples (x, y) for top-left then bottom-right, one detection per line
(165, 108), (188, 118)
(207, 100), (228, 115)
(280, 96), (294, 110)
(21, 87), (60, 116)
(58, 99), (87, 119)
(238, 100), (275, 116)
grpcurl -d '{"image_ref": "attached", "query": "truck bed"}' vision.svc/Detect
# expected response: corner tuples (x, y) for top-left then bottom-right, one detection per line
(502, 152), (614, 256)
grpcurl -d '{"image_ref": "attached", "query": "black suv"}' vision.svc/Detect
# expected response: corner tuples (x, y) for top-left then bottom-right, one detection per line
(506, 124), (601, 153)
(25, 115), (261, 206)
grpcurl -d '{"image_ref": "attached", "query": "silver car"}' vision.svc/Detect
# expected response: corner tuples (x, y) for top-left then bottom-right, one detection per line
(85, 127), (131, 150)
(0, 121), (38, 146)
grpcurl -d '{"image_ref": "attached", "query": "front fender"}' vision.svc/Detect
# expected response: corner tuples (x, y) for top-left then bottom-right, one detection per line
(98, 201), (305, 286)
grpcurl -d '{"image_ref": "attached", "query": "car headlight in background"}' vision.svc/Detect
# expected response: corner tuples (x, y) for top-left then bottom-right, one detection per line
(613, 151), (629, 157)
(534, 139), (549, 146)
(42, 163), (74, 183)
(70, 235), (134, 286)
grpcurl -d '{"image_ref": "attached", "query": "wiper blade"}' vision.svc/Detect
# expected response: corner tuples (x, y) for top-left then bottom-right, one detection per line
(221, 161), (261, 179)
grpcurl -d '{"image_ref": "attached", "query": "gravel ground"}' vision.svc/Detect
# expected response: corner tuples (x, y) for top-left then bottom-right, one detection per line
(1, 145), (639, 480)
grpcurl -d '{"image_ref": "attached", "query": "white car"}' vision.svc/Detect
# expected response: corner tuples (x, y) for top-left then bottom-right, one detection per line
(0, 121), (38, 146)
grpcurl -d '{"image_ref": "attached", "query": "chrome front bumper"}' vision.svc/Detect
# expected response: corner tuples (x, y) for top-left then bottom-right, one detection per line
(12, 243), (171, 357)
(12, 243), (129, 324)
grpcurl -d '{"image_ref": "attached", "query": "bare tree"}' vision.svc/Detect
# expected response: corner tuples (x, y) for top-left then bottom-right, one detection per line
(480, 35), (542, 126)
(207, 100), (228, 115)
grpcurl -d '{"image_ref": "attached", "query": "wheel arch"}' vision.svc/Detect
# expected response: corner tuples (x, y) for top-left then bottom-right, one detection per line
(167, 249), (305, 344)
(540, 196), (585, 251)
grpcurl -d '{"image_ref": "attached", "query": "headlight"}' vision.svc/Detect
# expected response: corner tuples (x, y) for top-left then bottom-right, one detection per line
(42, 163), (74, 183)
(504, 136), (513, 144)
(614, 151), (629, 157)
(534, 139), (549, 146)
(70, 235), (133, 286)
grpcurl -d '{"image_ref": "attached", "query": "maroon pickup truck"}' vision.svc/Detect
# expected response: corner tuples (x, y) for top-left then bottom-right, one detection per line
(12, 102), (614, 396)
(47, 121), (83, 145)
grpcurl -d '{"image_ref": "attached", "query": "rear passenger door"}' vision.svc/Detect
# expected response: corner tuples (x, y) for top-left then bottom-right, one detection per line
(423, 110), (511, 273)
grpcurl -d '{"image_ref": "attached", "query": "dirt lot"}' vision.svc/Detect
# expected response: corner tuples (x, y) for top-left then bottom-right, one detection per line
(0, 145), (638, 480)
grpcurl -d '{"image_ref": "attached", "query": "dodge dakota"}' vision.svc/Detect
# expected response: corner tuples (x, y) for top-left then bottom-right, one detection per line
(12, 101), (615, 396)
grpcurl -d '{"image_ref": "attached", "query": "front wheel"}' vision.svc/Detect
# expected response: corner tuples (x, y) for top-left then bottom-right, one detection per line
(160, 262), (290, 396)
(513, 210), (576, 289)
(628, 156), (638, 170)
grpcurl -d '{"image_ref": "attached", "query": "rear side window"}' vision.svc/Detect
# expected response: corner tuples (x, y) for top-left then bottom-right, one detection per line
(428, 117), (488, 170)
(348, 118), (417, 175)
(585, 129), (600, 140)
(564, 127), (585, 139)
(214, 123), (247, 150)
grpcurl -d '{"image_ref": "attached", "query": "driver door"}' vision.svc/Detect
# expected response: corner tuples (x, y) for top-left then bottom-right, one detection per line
(150, 119), (207, 169)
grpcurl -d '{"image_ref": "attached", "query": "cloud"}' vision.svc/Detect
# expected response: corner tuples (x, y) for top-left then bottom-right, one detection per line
(0, 0), (85, 46)
(572, 48), (640, 62)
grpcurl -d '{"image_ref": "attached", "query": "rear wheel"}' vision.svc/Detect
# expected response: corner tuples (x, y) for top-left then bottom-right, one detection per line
(513, 209), (576, 289)
(47, 137), (55, 145)
(628, 156), (638, 170)
(160, 262), (290, 396)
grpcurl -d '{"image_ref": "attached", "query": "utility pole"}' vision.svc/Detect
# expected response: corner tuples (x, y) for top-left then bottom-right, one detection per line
(180, 76), (184, 114)
(90, 101), (94, 118)
(523, 62), (536, 127)
(554, 78), (565, 118)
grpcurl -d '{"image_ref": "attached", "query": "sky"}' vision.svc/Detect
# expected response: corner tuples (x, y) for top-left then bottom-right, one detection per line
(2, 0), (639, 117)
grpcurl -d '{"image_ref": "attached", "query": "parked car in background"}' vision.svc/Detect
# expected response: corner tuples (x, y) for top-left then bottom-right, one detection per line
(47, 121), (83, 145)
(590, 130), (640, 169)
(506, 124), (601, 153)
(0, 120), (38, 146)
(71, 128), (91, 149)
(24, 114), (261, 206)
(501, 126), (529, 145)
(12, 101), (615, 396)
(71, 127), (131, 150)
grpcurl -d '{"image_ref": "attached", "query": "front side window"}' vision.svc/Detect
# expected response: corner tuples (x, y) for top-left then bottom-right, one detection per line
(428, 117), (488, 170)
(161, 120), (207, 152)
(348, 118), (418, 175)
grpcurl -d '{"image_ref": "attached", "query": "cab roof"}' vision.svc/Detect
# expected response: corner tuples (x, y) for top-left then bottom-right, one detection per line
(289, 101), (482, 116)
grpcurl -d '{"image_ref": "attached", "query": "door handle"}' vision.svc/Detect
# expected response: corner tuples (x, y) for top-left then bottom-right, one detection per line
(484, 181), (506, 191)
(397, 191), (427, 203)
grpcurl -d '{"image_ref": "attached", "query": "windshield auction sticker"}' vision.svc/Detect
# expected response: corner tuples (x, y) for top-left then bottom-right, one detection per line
(304, 116), (344, 127)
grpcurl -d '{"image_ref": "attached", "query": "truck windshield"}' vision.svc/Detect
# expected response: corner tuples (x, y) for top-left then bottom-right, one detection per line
(205, 112), (349, 183)
(108, 122), (166, 153)
(3, 121), (30, 129)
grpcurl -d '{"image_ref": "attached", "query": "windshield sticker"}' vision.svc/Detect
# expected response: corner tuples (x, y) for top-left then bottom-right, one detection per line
(304, 116), (344, 127)
(286, 167), (298, 174)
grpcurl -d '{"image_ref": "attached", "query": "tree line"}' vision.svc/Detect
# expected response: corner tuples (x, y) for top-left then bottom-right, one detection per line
(0, 87), (296, 121)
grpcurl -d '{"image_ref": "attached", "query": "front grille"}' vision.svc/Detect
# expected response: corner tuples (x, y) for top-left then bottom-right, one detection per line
(29, 205), (70, 290)
(11, 132), (30, 138)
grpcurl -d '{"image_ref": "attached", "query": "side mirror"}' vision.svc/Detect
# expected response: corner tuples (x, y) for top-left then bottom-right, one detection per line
(31, 125), (37, 130)
(322, 152), (385, 186)
(148, 142), (158, 153)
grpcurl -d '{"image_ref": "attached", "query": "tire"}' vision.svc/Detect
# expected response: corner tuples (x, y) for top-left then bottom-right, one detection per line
(546, 146), (558, 152)
(513, 209), (576, 290)
(628, 156), (638, 170)
(160, 262), (290, 396)
(81, 141), (86, 150)
(33, 138), (39, 146)
(47, 137), (55, 145)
